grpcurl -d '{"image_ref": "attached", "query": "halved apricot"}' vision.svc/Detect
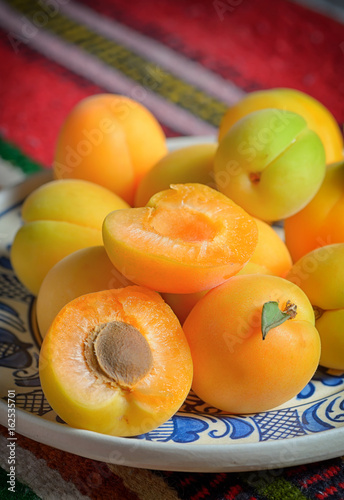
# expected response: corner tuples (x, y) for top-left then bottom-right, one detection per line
(39, 286), (193, 437)
(102, 184), (258, 293)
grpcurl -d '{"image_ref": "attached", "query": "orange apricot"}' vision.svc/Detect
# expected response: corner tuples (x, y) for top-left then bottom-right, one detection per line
(102, 183), (258, 293)
(39, 286), (193, 437)
(134, 143), (217, 207)
(53, 94), (168, 205)
(183, 274), (320, 414)
(36, 246), (132, 338)
(284, 160), (344, 262)
(238, 218), (292, 277)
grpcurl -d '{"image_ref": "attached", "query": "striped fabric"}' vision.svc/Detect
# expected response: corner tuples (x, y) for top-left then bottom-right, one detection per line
(0, 0), (344, 498)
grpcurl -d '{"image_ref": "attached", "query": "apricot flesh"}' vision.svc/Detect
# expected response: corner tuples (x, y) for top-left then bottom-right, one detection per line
(36, 246), (132, 338)
(286, 243), (344, 370)
(183, 274), (320, 414)
(103, 183), (258, 293)
(10, 179), (128, 295)
(39, 286), (193, 437)
(218, 88), (343, 164)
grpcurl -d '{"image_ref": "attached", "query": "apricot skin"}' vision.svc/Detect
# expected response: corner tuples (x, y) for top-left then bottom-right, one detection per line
(286, 243), (344, 370)
(183, 274), (320, 414)
(134, 143), (217, 207)
(214, 109), (326, 222)
(284, 161), (344, 262)
(103, 183), (258, 294)
(39, 286), (193, 437)
(11, 179), (129, 295)
(54, 94), (168, 205)
(36, 246), (132, 338)
(218, 88), (343, 165)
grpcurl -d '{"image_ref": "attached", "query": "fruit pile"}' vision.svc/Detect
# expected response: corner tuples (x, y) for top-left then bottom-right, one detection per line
(11, 89), (344, 437)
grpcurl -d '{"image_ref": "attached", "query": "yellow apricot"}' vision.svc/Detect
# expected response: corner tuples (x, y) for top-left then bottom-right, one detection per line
(286, 243), (344, 370)
(36, 246), (132, 338)
(11, 179), (129, 295)
(134, 143), (217, 207)
(218, 88), (343, 165)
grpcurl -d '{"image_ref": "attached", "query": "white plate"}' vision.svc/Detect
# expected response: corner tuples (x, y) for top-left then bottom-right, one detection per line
(0, 137), (343, 472)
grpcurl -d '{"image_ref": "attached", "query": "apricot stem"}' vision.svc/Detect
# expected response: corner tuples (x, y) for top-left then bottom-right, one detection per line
(85, 321), (153, 388)
(261, 300), (297, 340)
(313, 305), (324, 320)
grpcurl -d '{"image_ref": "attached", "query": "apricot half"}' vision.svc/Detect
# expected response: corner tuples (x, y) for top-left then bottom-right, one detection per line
(183, 274), (320, 414)
(39, 286), (193, 437)
(103, 183), (258, 293)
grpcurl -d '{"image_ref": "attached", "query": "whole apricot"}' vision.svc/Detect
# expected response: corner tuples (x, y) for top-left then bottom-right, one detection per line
(214, 109), (326, 222)
(54, 94), (168, 205)
(284, 160), (344, 262)
(286, 243), (344, 370)
(103, 183), (258, 293)
(134, 143), (217, 207)
(39, 286), (193, 437)
(36, 246), (132, 338)
(218, 88), (343, 165)
(11, 179), (129, 295)
(183, 274), (320, 414)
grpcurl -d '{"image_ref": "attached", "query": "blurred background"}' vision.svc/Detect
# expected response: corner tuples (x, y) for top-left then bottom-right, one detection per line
(0, 0), (343, 178)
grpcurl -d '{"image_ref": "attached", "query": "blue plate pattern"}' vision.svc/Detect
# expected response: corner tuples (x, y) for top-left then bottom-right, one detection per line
(0, 192), (344, 446)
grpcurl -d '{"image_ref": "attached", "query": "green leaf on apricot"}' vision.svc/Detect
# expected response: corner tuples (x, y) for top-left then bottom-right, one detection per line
(261, 301), (294, 340)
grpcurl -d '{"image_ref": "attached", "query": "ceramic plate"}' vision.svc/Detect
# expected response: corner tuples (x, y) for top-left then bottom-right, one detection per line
(0, 137), (343, 472)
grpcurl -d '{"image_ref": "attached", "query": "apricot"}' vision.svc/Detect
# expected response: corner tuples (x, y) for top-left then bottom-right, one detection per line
(163, 219), (292, 323)
(53, 94), (168, 205)
(214, 109), (326, 222)
(36, 246), (132, 338)
(286, 244), (344, 370)
(11, 179), (129, 295)
(103, 183), (258, 293)
(39, 286), (193, 437)
(238, 218), (292, 277)
(284, 160), (344, 262)
(134, 143), (217, 207)
(183, 274), (320, 414)
(218, 88), (343, 164)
